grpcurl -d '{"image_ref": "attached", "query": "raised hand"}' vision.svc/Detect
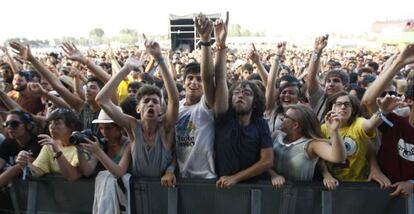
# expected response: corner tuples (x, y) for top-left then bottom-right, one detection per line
(314, 34), (329, 53)
(28, 82), (48, 96)
(324, 110), (341, 133)
(214, 11), (229, 47)
(276, 41), (287, 56)
(376, 95), (401, 114)
(194, 13), (213, 42)
(0, 45), (8, 53)
(144, 40), (162, 61)
(124, 57), (144, 71)
(248, 44), (261, 63)
(395, 44), (414, 66)
(61, 42), (87, 64)
(9, 42), (33, 61)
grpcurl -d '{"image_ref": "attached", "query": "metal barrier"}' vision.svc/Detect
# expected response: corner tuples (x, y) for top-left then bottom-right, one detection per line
(0, 176), (413, 214)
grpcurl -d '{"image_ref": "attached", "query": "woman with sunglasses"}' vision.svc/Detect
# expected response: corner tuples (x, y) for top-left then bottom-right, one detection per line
(320, 91), (400, 188)
(16, 108), (83, 182)
(0, 109), (41, 186)
(268, 104), (345, 187)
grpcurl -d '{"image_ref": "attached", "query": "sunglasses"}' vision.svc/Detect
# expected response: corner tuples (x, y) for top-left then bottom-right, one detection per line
(380, 91), (399, 98)
(4, 120), (22, 129)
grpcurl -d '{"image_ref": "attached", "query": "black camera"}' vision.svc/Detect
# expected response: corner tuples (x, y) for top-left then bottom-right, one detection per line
(69, 129), (95, 145)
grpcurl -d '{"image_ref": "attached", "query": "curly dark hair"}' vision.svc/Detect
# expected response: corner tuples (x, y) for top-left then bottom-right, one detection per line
(229, 80), (265, 121)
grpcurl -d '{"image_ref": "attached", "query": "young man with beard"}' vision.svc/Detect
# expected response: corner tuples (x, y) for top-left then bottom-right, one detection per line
(6, 71), (44, 114)
(206, 13), (273, 189)
(307, 35), (349, 121)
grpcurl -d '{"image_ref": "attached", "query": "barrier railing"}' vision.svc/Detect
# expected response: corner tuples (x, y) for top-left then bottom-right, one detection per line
(0, 175), (413, 214)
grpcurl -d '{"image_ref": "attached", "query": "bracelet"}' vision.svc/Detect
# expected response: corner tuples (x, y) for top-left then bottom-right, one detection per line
(215, 43), (228, 51)
(53, 151), (63, 159)
(156, 57), (165, 64)
(377, 111), (394, 127)
(312, 51), (321, 62)
(199, 40), (212, 47)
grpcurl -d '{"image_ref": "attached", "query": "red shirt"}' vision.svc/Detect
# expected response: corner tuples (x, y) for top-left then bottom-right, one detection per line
(378, 113), (414, 182)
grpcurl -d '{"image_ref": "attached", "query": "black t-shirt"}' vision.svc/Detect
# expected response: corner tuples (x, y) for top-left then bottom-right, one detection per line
(214, 109), (273, 177)
(0, 136), (41, 170)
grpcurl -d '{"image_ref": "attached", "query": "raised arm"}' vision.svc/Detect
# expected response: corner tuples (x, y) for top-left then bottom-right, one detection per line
(144, 40), (179, 133)
(62, 42), (111, 83)
(95, 58), (141, 132)
(248, 44), (268, 86)
(213, 11), (230, 116)
(265, 42), (285, 113)
(309, 111), (346, 163)
(9, 42), (84, 112)
(307, 35), (328, 96)
(361, 44), (414, 115)
(363, 95), (401, 134)
(0, 46), (21, 75)
(195, 13), (215, 108)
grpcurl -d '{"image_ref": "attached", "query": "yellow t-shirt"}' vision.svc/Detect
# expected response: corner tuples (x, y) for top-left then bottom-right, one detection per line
(117, 75), (134, 104)
(321, 117), (375, 182)
(33, 145), (79, 174)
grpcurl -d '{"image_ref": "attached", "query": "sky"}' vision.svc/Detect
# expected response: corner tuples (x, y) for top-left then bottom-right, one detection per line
(0, 0), (413, 41)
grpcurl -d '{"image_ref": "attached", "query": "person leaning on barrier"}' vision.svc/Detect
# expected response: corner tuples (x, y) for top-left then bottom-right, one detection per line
(0, 109), (41, 186)
(268, 104), (346, 188)
(16, 108), (83, 182)
(361, 44), (414, 196)
(77, 108), (129, 177)
(320, 92), (395, 188)
(94, 38), (179, 187)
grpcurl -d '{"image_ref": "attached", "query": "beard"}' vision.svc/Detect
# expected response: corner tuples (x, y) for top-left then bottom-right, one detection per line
(235, 107), (252, 116)
(14, 84), (27, 92)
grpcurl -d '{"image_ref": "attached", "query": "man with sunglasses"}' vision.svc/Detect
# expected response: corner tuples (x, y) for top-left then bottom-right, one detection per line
(0, 109), (41, 186)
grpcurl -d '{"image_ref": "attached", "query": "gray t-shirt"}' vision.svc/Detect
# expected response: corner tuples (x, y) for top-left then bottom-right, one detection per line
(175, 96), (216, 179)
(273, 133), (318, 181)
(307, 87), (327, 122)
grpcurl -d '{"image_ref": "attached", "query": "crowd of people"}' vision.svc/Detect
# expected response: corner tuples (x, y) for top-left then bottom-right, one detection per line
(0, 12), (413, 213)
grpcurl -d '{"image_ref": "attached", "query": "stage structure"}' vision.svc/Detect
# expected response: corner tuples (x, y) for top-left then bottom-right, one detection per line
(169, 13), (221, 51)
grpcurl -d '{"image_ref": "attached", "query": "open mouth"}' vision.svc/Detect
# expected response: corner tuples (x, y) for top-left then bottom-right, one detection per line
(147, 109), (155, 114)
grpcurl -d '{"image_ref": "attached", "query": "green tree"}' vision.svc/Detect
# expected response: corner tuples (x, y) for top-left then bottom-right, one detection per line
(118, 28), (139, 44)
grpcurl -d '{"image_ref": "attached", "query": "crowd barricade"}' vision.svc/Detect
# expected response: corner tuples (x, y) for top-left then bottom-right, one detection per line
(0, 175), (413, 214)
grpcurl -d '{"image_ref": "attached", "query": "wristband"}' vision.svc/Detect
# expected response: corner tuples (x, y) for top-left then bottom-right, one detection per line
(377, 111), (394, 127)
(312, 51), (321, 62)
(156, 57), (165, 64)
(54, 151), (63, 159)
(199, 40), (212, 47)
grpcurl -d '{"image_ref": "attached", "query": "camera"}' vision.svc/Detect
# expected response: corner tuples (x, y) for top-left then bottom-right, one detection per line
(69, 129), (95, 146)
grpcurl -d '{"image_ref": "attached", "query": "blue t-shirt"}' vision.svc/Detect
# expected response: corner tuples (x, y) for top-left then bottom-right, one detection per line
(214, 109), (272, 177)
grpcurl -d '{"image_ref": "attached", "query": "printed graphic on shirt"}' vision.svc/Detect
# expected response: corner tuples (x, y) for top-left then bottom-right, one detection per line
(176, 115), (196, 148)
(343, 136), (357, 156)
(397, 139), (414, 162)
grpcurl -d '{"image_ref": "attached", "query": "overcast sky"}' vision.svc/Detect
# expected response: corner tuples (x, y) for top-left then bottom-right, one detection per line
(0, 0), (412, 41)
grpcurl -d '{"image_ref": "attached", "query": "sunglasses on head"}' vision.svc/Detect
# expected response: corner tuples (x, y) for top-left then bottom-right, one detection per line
(4, 120), (22, 129)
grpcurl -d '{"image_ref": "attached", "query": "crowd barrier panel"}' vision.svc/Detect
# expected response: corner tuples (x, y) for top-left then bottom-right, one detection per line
(0, 175), (413, 214)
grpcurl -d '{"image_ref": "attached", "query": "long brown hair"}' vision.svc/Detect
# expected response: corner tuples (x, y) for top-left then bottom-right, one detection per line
(287, 104), (325, 140)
